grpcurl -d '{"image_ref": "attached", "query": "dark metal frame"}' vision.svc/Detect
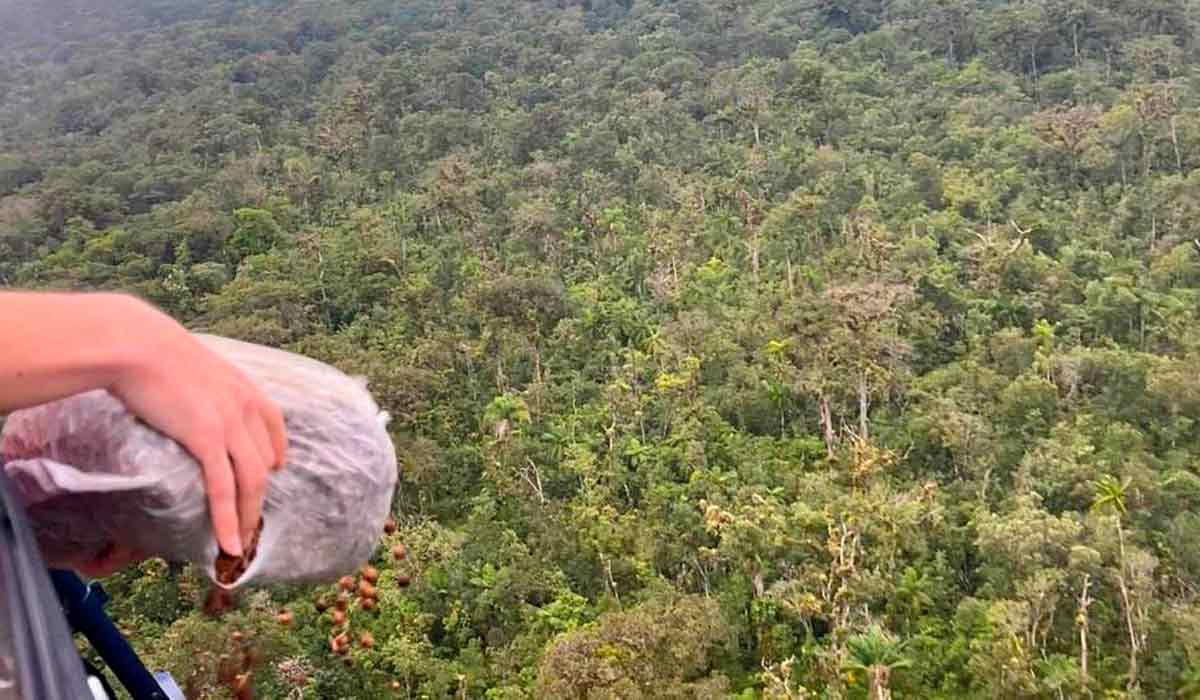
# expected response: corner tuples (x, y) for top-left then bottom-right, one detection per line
(50, 570), (173, 700)
(0, 470), (179, 700)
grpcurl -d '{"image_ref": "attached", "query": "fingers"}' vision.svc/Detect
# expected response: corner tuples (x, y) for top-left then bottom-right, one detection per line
(227, 419), (268, 551)
(246, 410), (274, 474)
(201, 446), (242, 557)
(261, 398), (288, 470)
(109, 326), (288, 561)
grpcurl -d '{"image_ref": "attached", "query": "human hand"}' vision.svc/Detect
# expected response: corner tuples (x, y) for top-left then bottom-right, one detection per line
(105, 297), (288, 558)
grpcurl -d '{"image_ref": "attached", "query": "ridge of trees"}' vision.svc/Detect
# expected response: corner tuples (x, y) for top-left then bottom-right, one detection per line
(4, 0), (1200, 696)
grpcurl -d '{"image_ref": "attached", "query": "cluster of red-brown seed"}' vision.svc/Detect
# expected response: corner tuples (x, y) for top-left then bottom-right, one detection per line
(308, 516), (410, 667)
(215, 630), (259, 700)
(206, 515), (413, 697)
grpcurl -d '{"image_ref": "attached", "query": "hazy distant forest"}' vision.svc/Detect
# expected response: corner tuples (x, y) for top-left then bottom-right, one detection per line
(6, 0), (1200, 697)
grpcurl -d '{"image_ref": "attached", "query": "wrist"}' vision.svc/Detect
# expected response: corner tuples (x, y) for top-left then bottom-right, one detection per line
(86, 293), (172, 395)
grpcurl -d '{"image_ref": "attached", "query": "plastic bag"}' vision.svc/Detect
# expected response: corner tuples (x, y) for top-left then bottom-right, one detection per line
(0, 334), (398, 588)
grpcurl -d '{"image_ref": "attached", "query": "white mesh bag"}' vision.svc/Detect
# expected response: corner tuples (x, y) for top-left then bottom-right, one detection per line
(0, 334), (398, 588)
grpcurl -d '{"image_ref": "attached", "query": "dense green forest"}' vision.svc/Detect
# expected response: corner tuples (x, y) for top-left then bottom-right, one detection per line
(5, 0), (1200, 697)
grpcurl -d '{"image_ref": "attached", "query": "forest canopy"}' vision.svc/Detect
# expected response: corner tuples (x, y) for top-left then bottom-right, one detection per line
(4, 0), (1200, 697)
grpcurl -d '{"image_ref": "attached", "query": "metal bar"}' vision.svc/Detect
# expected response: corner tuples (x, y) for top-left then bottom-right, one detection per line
(49, 570), (169, 700)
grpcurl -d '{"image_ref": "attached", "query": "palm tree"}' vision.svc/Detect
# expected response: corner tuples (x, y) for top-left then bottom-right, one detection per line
(842, 627), (912, 700)
(282, 155), (322, 214)
(1090, 474), (1141, 692)
(1091, 474), (1129, 518)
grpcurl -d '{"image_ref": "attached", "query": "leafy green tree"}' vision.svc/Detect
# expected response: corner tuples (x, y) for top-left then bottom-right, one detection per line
(535, 595), (731, 699)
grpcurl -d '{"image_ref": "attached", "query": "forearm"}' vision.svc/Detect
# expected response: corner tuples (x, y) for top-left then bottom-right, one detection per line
(0, 291), (156, 413)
